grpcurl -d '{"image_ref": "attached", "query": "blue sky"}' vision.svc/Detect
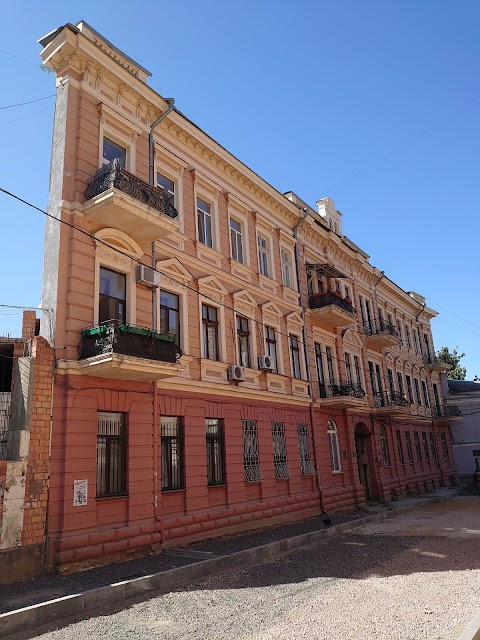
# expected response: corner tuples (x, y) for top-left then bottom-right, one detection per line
(0, 1), (478, 377)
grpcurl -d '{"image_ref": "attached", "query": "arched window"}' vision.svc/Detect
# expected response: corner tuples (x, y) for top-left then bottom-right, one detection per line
(327, 420), (341, 472)
(380, 425), (391, 466)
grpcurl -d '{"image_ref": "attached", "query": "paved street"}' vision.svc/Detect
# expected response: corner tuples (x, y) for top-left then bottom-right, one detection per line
(30, 497), (480, 640)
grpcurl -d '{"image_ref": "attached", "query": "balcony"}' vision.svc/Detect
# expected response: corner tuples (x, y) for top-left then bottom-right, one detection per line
(308, 291), (356, 329)
(83, 159), (180, 243)
(423, 354), (451, 373)
(319, 380), (367, 409)
(77, 320), (182, 381)
(374, 391), (411, 416)
(364, 319), (399, 349)
(432, 405), (461, 420)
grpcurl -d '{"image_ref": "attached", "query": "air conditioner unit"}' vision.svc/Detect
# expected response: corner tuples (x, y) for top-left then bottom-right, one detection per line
(228, 364), (246, 382)
(258, 355), (274, 371)
(136, 265), (160, 288)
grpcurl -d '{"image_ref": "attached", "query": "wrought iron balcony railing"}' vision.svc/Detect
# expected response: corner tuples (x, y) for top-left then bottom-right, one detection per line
(364, 318), (398, 339)
(374, 391), (410, 408)
(84, 159), (178, 219)
(322, 380), (366, 399)
(432, 405), (461, 419)
(423, 354), (447, 367)
(79, 320), (182, 363)
(308, 291), (356, 315)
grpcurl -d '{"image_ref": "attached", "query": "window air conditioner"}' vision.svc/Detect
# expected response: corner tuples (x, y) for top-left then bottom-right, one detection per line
(258, 355), (274, 371)
(136, 265), (160, 288)
(228, 364), (246, 382)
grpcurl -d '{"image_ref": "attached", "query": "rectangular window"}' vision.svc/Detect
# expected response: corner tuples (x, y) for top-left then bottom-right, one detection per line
(160, 291), (180, 347)
(103, 136), (127, 168)
(272, 422), (289, 479)
(242, 420), (262, 482)
(197, 197), (213, 248)
(397, 371), (405, 397)
(206, 418), (225, 486)
(99, 267), (126, 324)
(157, 172), (175, 202)
(345, 352), (353, 384)
(290, 335), (302, 379)
(388, 368), (395, 395)
(369, 361), (377, 394)
(414, 431), (422, 462)
(405, 432), (414, 463)
(315, 343), (326, 397)
(281, 250), (292, 288)
(202, 304), (219, 360)
(265, 326), (278, 373)
(405, 326), (412, 349)
(422, 380), (431, 408)
(397, 320), (404, 345)
(473, 450), (480, 471)
(430, 433), (437, 461)
(344, 285), (351, 300)
(96, 412), (127, 498)
(423, 333), (432, 359)
(297, 424), (314, 475)
(258, 235), (269, 277)
(236, 316), (251, 368)
(406, 375), (414, 404)
(230, 218), (244, 264)
(433, 383), (441, 412)
(354, 355), (362, 386)
(161, 416), (184, 490)
(414, 378), (422, 406)
(396, 430), (405, 464)
(326, 346), (335, 384)
(422, 432), (430, 461)
(440, 432), (450, 460)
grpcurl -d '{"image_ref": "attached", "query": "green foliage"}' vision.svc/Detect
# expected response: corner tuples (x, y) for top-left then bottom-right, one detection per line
(437, 346), (467, 380)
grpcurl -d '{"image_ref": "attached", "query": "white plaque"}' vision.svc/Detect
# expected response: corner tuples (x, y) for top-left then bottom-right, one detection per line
(73, 479), (88, 506)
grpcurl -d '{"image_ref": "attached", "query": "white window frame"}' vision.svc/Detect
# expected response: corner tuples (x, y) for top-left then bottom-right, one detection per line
(289, 332), (305, 380)
(158, 286), (188, 354)
(198, 296), (226, 362)
(98, 123), (136, 174)
(234, 313), (255, 369)
(230, 216), (245, 265)
(327, 419), (342, 472)
(257, 234), (270, 277)
(280, 247), (295, 290)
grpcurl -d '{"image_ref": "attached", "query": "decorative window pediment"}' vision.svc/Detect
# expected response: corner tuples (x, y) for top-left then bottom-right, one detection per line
(286, 311), (303, 333)
(197, 275), (228, 304)
(156, 258), (193, 284)
(341, 327), (364, 349)
(233, 289), (257, 318)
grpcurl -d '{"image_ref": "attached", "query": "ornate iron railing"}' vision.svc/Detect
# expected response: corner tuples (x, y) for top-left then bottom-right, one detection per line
(308, 291), (356, 315)
(325, 380), (366, 399)
(423, 354), (446, 367)
(84, 159), (178, 219)
(364, 318), (398, 339)
(79, 320), (182, 363)
(432, 405), (461, 418)
(374, 391), (410, 408)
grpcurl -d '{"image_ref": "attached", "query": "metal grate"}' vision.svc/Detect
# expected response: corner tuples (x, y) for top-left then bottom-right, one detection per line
(96, 412), (127, 497)
(242, 420), (263, 482)
(272, 422), (290, 479)
(161, 416), (184, 490)
(297, 424), (314, 476)
(0, 392), (11, 460)
(206, 418), (225, 486)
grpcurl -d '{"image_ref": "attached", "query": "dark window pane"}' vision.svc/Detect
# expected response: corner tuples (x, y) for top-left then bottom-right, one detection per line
(103, 137), (127, 168)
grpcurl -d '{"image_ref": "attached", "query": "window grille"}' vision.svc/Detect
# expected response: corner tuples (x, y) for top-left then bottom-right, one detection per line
(396, 430), (404, 464)
(440, 432), (450, 460)
(422, 432), (430, 461)
(272, 422), (290, 479)
(242, 420), (263, 482)
(206, 418), (226, 485)
(96, 412), (127, 498)
(429, 433), (437, 461)
(161, 416), (184, 490)
(297, 423), (314, 476)
(414, 431), (422, 462)
(380, 425), (390, 466)
(405, 431), (414, 463)
(327, 419), (341, 471)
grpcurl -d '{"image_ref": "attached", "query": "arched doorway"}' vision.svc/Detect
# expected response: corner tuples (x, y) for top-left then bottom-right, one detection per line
(354, 422), (375, 502)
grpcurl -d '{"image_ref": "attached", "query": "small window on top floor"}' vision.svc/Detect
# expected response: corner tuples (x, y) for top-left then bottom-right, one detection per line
(157, 172), (175, 203)
(103, 137), (127, 168)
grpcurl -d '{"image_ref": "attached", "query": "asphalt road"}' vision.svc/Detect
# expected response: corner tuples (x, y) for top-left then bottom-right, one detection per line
(31, 497), (480, 640)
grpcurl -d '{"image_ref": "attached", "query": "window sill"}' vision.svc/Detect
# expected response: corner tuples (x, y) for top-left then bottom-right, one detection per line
(96, 494), (128, 501)
(208, 483), (227, 488)
(161, 487), (186, 493)
(331, 470), (343, 475)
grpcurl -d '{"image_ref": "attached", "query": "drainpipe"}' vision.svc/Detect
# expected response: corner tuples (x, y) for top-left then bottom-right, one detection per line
(293, 207), (325, 513)
(148, 98), (175, 331)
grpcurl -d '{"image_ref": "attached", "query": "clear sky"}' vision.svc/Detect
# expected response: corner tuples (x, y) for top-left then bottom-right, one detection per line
(0, 1), (478, 377)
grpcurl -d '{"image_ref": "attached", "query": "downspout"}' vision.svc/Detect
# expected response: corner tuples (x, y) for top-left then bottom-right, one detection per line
(148, 98), (175, 331)
(148, 99), (175, 537)
(293, 207), (325, 513)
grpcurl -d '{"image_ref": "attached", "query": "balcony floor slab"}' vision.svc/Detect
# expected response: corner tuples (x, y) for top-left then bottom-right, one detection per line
(58, 355), (180, 381)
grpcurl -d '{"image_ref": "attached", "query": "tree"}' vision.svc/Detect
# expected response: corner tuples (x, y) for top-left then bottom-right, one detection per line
(436, 346), (467, 380)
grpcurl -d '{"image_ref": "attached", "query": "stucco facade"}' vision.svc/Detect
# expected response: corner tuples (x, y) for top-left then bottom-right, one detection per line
(38, 21), (458, 568)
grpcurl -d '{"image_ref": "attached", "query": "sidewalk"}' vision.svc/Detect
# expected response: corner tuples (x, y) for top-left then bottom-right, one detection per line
(0, 487), (459, 638)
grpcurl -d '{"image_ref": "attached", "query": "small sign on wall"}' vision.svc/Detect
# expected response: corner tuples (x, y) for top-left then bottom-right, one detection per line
(73, 479), (88, 506)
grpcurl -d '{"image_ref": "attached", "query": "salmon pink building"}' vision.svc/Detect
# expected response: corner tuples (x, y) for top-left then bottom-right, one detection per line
(37, 21), (459, 568)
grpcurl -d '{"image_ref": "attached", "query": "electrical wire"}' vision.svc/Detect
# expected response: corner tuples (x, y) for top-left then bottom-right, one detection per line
(0, 94), (55, 110)
(0, 185), (451, 394)
(0, 47), (43, 68)
(0, 105), (53, 127)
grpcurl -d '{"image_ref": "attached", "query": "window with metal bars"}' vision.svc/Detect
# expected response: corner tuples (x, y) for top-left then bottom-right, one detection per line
(422, 432), (430, 461)
(430, 433), (437, 461)
(327, 420), (341, 472)
(414, 431), (422, 463)
(297, 423), (314, 476)
(396, 430), (404, 464)
(161, 416), (184, 490)
(380, 425), (391, 466)
(206, 418), (225, 486)
(440, 432), (450, 460)
(272, 422), (290, 479)
(96, 412), (127, 498)
(405, 431), (414, 463)
(242, 420), (263, 482)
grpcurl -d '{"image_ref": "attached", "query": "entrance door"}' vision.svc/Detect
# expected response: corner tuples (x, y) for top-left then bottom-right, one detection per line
(355, 432), (373, 501)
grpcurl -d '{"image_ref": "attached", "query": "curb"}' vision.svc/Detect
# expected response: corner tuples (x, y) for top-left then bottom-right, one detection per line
(0, 493), (456, 638)
(458, 609), (480, 640)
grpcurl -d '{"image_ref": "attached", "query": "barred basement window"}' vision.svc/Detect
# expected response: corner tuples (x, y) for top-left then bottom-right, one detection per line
(422, 432), (430, 461)
(242, 420), (263, 482)
(297, 423), (314, 476)
(396, 430), (405, 464)
(405, 431), (414, 463)
(327, 419), (341, 472)
(206, 418), (226, 486)
(161, 416), (184, 490)
(440, 432), (450, 460)
(96, 412), (127, 498)
(272, 422), (290, 479)
(414, 431), (422, 463)
(430, 433), (437, 461)
(380, 425), (390, 466)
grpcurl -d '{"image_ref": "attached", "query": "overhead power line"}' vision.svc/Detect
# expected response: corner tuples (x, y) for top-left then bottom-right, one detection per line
(0, 105), (53, 127)
(0, 47), (51, 72)
(0, 94), (55, 110)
